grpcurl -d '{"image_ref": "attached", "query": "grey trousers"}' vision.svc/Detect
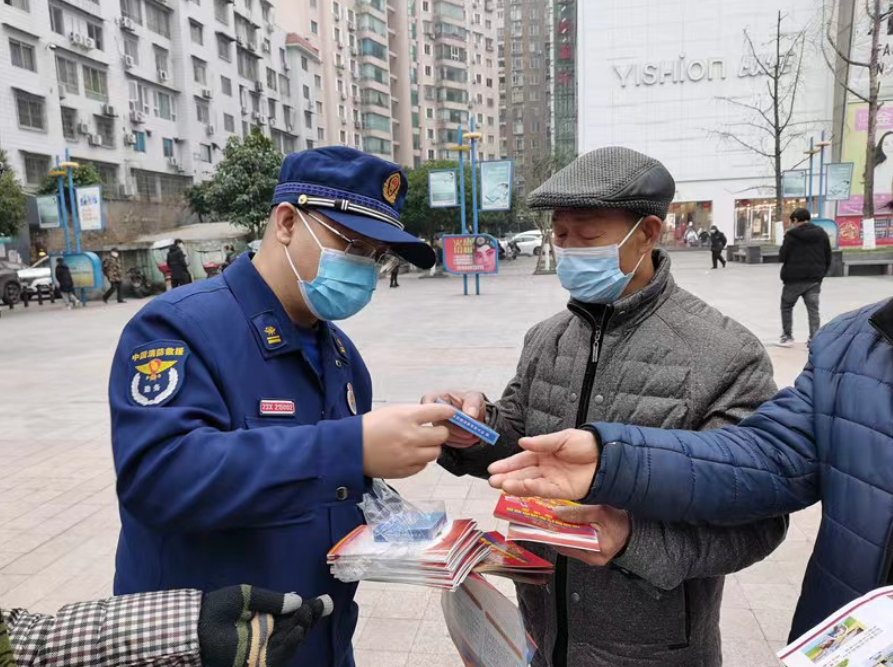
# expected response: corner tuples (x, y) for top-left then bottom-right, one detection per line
(781, 281), (822, 339)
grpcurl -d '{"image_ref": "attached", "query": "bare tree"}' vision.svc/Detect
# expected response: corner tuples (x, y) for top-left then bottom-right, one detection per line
(517, 150), (576, 274)
(823, 0), (890, 219)
(714, 11), (809, 230)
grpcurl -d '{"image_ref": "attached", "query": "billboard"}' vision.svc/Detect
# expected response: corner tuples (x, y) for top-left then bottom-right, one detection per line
(428, 169), (459, 208)
(441, 234), (499, 275)
(480, 161), (513, 211)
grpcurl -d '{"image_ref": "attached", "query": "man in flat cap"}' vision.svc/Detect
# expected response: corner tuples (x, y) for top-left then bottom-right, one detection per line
(423, 147), (786, 667)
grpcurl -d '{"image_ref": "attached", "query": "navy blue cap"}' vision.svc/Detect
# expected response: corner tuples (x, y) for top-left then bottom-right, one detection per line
(271, 146), (435, 269)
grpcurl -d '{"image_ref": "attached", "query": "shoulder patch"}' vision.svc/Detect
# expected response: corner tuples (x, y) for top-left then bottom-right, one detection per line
(128, 340), (190, 407)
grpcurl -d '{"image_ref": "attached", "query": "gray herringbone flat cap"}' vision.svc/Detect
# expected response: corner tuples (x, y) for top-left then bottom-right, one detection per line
(528, 147), (676, 219)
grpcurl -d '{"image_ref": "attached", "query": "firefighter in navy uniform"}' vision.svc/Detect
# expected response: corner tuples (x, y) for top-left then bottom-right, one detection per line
(108, 147), (455, 667)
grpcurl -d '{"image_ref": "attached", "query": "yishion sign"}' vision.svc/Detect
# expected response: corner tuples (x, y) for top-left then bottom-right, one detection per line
(613, 54), (787, 87)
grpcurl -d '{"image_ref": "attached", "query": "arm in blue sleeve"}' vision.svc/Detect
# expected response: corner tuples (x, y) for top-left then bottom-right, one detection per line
(111, 302), (364, 533)
(587, 365), (820, 524)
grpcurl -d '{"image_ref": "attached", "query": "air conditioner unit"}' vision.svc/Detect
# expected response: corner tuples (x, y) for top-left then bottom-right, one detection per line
(283, 62), (290, 72)
(236, 35), (244, 46)
(158, 69), (169, 82)
(337, 41), (343, 50)
(265, 23), (273, 33)
(354, 120), (361, 129)
(347, 21), (355, 31)
(341, 118), (347, 125)
(77, 121), (90, 134)
(285, 123), (294, 132)
(102, 104), (118, 117)
(247, 42), (257, 52)
(350, 47), (357, 56)
(252, 111), (262, 121)
(123, 133), (136, 145)
(58, 88), (66, 100)
(117, 182), (134, 198)
(305, 100), (314, 111)
(257, 115), (267, 125)
(206, 124), (215, 135)
(339, 92), (346, 100)
(88, 134), (103, 146)
(333, 12), (340, 21)
(167, 156), (179, 168)
(202, 88), (213, 99)
(262, 41), (271, 53)
(130, 110), (146, 123)
(123, 55), (136, 69)
(241, 105), (249, 115)
(121, 16), (136, 31)
(254, 80), (264, 92)
(84, 37), (96, 49)
(69, 32), (84, 46)
(269, 117), (276, 127)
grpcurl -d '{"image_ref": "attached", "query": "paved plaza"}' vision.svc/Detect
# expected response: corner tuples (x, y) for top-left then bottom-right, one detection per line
(0, 251), (891, 667)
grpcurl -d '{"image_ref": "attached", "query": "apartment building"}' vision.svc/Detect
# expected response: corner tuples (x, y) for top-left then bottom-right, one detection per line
(275, 0), (500, 168)
(0, 0), (317, 200)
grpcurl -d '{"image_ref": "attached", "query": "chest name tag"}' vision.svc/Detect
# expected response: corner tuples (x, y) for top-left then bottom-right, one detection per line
(259, 400), (296, 417)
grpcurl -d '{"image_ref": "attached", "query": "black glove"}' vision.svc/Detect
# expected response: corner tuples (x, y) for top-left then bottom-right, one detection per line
(199, 585), (333, 667)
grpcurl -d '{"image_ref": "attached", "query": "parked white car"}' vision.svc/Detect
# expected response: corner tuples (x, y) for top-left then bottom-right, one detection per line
(16, 256), (56, 299)
(512, 231), (550, 256)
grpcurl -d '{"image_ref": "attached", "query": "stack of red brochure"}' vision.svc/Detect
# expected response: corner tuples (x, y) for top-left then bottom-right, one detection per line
(493, 495), (601, 552)
(327, 519), (489, 590)
(474, 531), (554, 585)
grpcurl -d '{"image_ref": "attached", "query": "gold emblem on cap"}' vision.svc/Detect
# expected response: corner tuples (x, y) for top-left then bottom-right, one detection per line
(383, 173), (401, 205)
(298, 194), (309, 206)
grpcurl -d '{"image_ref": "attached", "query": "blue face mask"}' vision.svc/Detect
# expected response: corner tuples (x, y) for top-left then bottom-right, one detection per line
(284, 210), (378, 321)
(555, 218), (647, 304)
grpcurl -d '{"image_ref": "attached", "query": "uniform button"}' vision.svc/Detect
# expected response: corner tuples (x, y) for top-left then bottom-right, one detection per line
(570, 392), (578, 402)
(594, 395), (604, 405)
(336, 487), (349, 501)
(571, 592), (581, 603)
(335, 360), (343, 368)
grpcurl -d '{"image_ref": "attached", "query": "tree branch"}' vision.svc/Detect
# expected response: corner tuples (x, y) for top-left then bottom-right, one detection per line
(743, 29), (776, 78)
(717, 95), (775, 127)
(820, 38), (871, 102)
(713, 131), (775, 158)
(826, 15), (870, 68)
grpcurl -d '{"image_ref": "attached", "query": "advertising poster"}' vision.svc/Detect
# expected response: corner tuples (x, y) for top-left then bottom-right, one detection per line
(442, 234), (499, 275)
(429, 169), (459, 208)
(50, 252), (102, 288)
(839, 103), (893, 217)
(834, 217), (893, 247)
(825, 163), (854, 201)
(75, 185), (104, 231)
(812, 219), (840, 249)
(36, 195), (61, 229)
(480, 160), (513, 211)
(782, 170), (807, 199)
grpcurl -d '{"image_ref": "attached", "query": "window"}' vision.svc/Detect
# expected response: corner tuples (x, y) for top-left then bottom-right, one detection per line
(124, 36), (139, 64)
(221, 75), (232, 95)
(340, 129), (347, 144)
(61, 107), (77, 139)
(303, 84), (310, 100)
(9, 39), (36, 72)
(336, 79), (344, 93)
(87, 22), (103, 50)
(163, 138), (174, 157)
(128, 80), (150, 113)
(301, 55), (308, 71)
(83, 66), (108, 100)
(427, 128), (434, 140)
(134, 130), (147, 152)
(4, 0), (29, 11)
(317, 127), (324, 141)
(316, 101), (322, 114)
(23, 154), (50, 184)
(279, 74), (289, 97)
(146, 3), (170, 38)
(196, 100), (210, 123)
(214, 0), (228, 23)
(193, 58), (207, 85)
(314, 74), (321, 89)
(190, 20), (203, 45)
(338, 104), (345, 119)
(224, 113), (235, 132)
(155, 46), (169, 72)
(154, 90), (176, 120)
(121, 0), (142, 23)
(217, 34), (231, 61)
(424, 44), (431, 55)
(268, 98), (276, 119)
(50, 5), (65, 34)
(427, 149), (435, 160)
(363, 137), (391, 155)
(363, 112), (389, 132)
(199, 144), (211, 162)
(250, 92), (259, 112)
(424, 65), (432, 77)
(426, 107), (433, 119)
(310, 20), (318, 34)
(266, 67), (277, 90)
(261, 2), (270, 23)
(304, 110), (312, 128)
(283, 104), (292, 127)
(95, 116), (114, 146)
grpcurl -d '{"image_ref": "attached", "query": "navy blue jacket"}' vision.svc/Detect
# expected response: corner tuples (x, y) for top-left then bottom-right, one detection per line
(109, 254), (372, 667)
(587, 298), (893, 641)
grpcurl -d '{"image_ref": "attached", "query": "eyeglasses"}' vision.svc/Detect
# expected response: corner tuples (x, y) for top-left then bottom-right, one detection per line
(307, 211), (400, 271)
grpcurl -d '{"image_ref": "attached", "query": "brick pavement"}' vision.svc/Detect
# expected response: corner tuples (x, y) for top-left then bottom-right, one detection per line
(0, 252), (891, 666)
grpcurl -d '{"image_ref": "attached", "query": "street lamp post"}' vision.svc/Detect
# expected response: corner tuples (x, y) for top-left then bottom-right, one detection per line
(816, 131), (832, 218)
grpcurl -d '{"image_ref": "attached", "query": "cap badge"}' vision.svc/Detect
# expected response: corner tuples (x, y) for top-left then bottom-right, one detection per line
(383, 173), (401, 204)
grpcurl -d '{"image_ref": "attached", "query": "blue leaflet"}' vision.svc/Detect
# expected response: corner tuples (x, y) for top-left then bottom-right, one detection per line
(436, 399), (500, 446)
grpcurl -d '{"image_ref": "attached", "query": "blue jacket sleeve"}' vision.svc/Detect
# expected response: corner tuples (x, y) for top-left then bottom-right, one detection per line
(110, 301), (365, 533)
(586, 364), (821, 524)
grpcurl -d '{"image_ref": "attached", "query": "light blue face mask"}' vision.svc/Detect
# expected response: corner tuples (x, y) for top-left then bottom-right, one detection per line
(284, 210), (378, 321)
(555, 218), (647, 304)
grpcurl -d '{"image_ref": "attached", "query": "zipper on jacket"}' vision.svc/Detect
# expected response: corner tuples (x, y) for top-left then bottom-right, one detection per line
(553, 304), (610, 667)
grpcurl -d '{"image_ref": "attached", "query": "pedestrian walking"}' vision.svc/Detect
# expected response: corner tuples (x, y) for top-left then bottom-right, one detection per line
(425, 147), (785, 667)
(221, 244), (236, 270)
(709, 225), (727, 268)
(102, 248), (126, 304)
(487, 296), (893, 645)
(389, 261), (400, 287)
(1, 585), (332, 667)
(54, 257), (77, 308)
(167, 239), (192, 288)
(108, 146), (452, 667)
(779, 208), (831, 346)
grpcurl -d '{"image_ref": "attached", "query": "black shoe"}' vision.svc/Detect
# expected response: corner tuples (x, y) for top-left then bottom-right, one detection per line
(779, 335), (794, 347)
(117, 300), (127, 303)
(102, 296), (108, 304)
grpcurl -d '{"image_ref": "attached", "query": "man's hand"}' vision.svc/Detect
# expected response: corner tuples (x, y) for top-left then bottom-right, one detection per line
(487, 428), (599, 500)
(199, 585), (333, 667)
(420, 390), (487, 449)
(552, 505), (631, 567)
(362, 403), (455, 478)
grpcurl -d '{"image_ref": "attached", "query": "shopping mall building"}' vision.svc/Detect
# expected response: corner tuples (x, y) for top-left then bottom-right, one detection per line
(577, 0), (893, 248)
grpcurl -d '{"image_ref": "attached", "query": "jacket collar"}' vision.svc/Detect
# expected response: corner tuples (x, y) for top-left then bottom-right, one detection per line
(567, 249), (675, 330)
(870, 297), (893, 347)
(223, 253), (346, 362)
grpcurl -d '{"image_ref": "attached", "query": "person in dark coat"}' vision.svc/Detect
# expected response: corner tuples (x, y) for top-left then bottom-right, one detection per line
(779, 208), (831, 345)
(709, 225), (727, 269)
(389, 261), (400, 287)
(167, 239), (192, 288)
(221, 244), (236, 270)
(102, 248), (126, 304)
(55, 257), (76, 308)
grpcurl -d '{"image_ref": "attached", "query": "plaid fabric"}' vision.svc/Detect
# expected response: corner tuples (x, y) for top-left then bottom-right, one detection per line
(2, 590), (201, 667)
